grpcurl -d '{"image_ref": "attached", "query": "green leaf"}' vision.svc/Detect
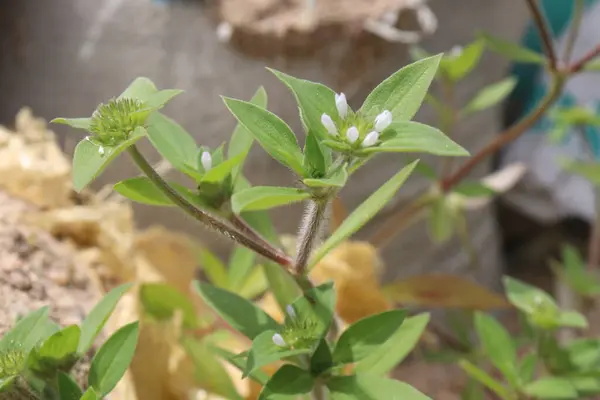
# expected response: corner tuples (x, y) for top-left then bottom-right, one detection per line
(359, 121), (469, 157)
(268, 68), (339, 142)
(144, 89), (183, 109)
(289, 282), (337, 339)
(78, 283), (133, 354)
(360, 54), (442, 122)
(0, 376), (17, 392)
(480, 33), (547, 64)
(195, 282), (280, 339)
(88, 322), (139, 397)
(310, 160), (418, 267)
(197, 248), (229, 288)
(51, 118), (92, 131)
(333, 310), (407, 365)
(463, 77), (517, 115)
(552, 245), (600, 295)
(34, 325), (80, 366)
(80, 387), (100, 400)
(201, 151), (248, 184)
(303, 165), (348, 188)
(584, 59), (600, 72)
(182, 337), (243, 400)
(145, 112), (198, 177)
(453, 182), (496, 197)
(558, 310), (588, 329)
(354, 313), (430, 375)
(0, 307), (53, 353)
(229, 87), (268, 182)
(139, 283), (198, 328)
(114, 177), (173, 206)
(238, 266), (269, 299)
(259, 364), (315, 399)
(310, 339), (333, 376)
(327, 374), (431, 400)
(474, 312), (518, 386)
(523, 377), (578, 400)
(223, 97), (304, 174)
(518, 352), (537, 385)
(562, 160), (600, 186)
(118, 77), (158, 101)
(442, 40), (485, 81)
(427, 197), (455, 243)
(211, 345), (269, 385)
(565, 338), (600, 371)
(72, 127), (145, 192)
(569, 377), (600, 396)
(303, 131), (327, 177)
(232, 186), (310, 213)
(503, 276), (559, 325)
(58, 371), (83, 400)
(243, 330), (312, 378)
(458, 359), (512, 400)
(228, 246), (257, 292)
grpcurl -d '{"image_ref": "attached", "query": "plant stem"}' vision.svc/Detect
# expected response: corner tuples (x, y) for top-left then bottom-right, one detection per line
(295, 199), (328, 276)
(127, 145), (294, 269)
(588, 188), (600, 269)
(229, 213), (276, 248)
(525, 0), (557, 70)
(311, 379), (326, 400)
(562, 0), (584, 65)
(569, 42), (600, 73)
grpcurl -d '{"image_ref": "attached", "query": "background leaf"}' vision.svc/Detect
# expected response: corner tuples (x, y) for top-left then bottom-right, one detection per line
(88, 322), (139, 396)
(223, 97), (304, 174)
(196, 282), (280, 339)
(360, 54), (442, 122)
(139, 283), (199, 328)
(442, 40), (485, 81)
(459, 359), (512, 400)
(0, 307), (50, 353)
(481, 33), (546, 64)
(228, 246), (257, 292)
(474, 313), (518, 385)
(333, 310), (407, 364)
(383, 274), (510, 310)
(463, 77), (517, 115)
(310, 161), (418, 266)
(523, 377), (578, 399)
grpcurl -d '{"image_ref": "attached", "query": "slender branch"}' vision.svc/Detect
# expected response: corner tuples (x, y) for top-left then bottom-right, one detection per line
(569, 43), (600, 73)
(441, 76), (563, 191)
(127, 145), (294, 268)
(229, 213), (276, 247)
(525, 0), (557, 70)
(562, 0), (584, 65)
(295, 199), (328, 275)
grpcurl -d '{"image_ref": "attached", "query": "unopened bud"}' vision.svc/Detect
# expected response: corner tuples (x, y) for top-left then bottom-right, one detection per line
(321, 113), (337, 136)
(272, 333), (286, 347)
(286, 305), (296, 319)
(201, 151), (212, 171)
(335, 92), (348, 119)
(361, 131), (379, 147)
(346, 126), (359, 143)
(374, 110), (392, 132)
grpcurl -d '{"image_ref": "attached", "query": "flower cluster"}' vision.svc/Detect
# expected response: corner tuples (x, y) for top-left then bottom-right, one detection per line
(320, 93), (392, 149)
(271, 304), (319, 349)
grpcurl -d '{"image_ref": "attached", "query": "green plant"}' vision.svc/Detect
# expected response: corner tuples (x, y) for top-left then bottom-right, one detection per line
(52, 49), (467, 398)
(0, 284), (136, 399)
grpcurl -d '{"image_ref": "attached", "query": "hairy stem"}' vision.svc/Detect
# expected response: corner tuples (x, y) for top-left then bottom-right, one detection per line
(295, 199), (328, 276)
(525, 0), (557, 70)
(127, 145), (294, 269)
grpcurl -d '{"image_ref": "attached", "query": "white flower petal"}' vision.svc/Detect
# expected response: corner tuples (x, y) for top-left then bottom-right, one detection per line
(201, 151), (212, 171)
(346, 126), (359, 143)
(272, 333), (287, 347)
(335, 92), (348, 119)
(374, 110), (392, 132)
(321, 113), (337, 136)
(361, 131), (379, 147)
(286, 305), (296, 319)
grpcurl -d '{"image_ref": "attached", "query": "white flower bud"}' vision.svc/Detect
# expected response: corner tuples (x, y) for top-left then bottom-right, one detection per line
(449, 45), (463, 58)
(286, 305), (296, 319)
(272, 333), (287, 347)
(321, 113), (337, 136)
(201, 151), (212, 171)
(98, 146), (105, 156)
(374, 110), (392, 132)
(361, 131), (379, 147)
(335, 92), (348, 119)
(346, 126), (359, 143)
